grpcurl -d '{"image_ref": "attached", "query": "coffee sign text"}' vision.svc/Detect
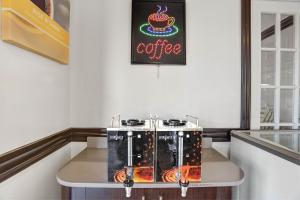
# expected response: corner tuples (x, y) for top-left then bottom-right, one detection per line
(136, 39), (182, 60)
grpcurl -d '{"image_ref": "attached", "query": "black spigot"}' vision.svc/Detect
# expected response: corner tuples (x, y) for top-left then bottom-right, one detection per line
(123, 178), (134, 198)
(124, 166), (134, 198)
(179, 180), (189, 198)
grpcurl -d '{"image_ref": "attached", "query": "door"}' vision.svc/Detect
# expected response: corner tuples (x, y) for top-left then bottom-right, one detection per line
(251, 1), (300, 130)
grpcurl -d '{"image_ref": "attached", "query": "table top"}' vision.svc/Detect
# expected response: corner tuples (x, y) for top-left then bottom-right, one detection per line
(232, 130), (300, 165)
(57, 148), (244, 188)
(249, 131), (299, 154)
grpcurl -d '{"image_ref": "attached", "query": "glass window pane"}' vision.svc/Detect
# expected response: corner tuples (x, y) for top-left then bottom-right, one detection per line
(261, 51), (276, 85)
(261, 89), (275, 123)
(280, 52), (295, 85)
(279, 126), (293, 130)
(261, 14), (276, 48)
(279, 134), (294, 150)
(260, 134), (274, 141)
(260, 126), (274, 130)
(280, 89), (294, 123)
(281, 15), (295, 49)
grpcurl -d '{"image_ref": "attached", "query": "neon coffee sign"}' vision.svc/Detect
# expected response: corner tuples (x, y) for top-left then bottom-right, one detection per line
(131, 1), (186, 65)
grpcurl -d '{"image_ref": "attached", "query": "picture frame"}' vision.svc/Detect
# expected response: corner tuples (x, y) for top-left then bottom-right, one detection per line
(1, 0), (70, 64)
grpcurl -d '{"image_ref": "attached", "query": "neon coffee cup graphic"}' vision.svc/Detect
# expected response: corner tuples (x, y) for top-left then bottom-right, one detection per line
(139, 5), (179, 37)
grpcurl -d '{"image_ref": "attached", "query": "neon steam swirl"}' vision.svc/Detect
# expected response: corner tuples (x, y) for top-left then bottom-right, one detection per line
(157, 5), (162, 14)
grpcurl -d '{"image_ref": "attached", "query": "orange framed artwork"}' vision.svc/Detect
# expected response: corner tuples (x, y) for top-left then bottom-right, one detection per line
(0, 0), (70, 64)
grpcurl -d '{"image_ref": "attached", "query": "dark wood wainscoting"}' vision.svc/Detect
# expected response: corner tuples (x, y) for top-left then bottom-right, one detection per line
(0, 129), (71, 183)
(63, 187), (232, 200)
(0, 128), (106, 183)
(203, 128), (237, 142)
(71, 128), (107, 142)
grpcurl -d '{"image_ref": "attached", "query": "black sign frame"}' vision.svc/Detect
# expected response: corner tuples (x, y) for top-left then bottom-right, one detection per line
(131, 0), (186, 65)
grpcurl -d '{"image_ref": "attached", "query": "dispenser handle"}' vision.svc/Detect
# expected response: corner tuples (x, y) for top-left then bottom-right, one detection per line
(111, 114), (121, 127)
(185, 115), (199, 127)
(178, 131), (184, 181)
(127, 131), (133, 167)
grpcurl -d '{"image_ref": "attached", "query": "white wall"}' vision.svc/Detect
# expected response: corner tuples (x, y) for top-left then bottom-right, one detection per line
(0, 40), (70, 154)
(0, 144), (71, 200)
(231, 137), (300, 200)
(71, 142), (87, 158)
(70, 0), (241, 128)
(212, 142), (231, 158)
(0, 2), (71, 199)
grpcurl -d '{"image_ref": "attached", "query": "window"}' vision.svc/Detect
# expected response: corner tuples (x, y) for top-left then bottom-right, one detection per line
(252, 2), (300, 130)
